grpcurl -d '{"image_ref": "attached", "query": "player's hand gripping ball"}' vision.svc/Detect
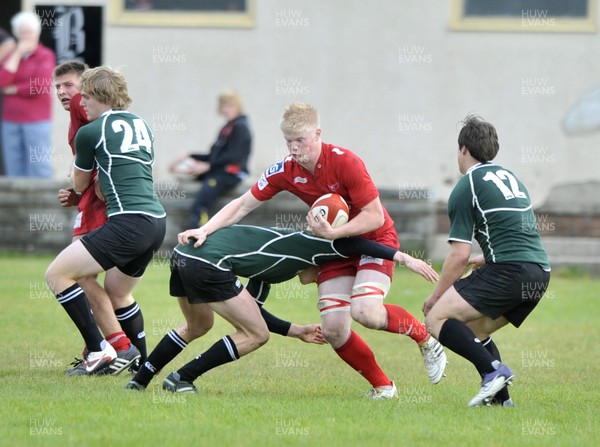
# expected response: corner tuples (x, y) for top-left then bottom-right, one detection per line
(310, 193), (349, 228)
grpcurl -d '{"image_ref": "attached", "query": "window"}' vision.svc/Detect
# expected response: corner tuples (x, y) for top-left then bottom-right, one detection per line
(110, 0), (256, 27)
(450, 0), (597, 32)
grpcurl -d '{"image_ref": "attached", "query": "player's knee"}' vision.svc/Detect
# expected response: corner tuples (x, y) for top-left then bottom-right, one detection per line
(349, 282), (387, 329)
(318, 298), (351, 344)
(77, 275), (100, 290)
(320, 321), (347, 345)
(103, 281), (120, 298)
(186, 321), (213, 341)
(245, 327), (269, 352)
(256, 326), (270, 347)
(350, 305), (381, 329)
(44, 265), (59, 292)
(44, 266), (53, 286)
(424, 314), (442, 339)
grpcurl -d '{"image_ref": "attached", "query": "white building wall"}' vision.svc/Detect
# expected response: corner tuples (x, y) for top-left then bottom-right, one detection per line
(34, 0), (600, 206)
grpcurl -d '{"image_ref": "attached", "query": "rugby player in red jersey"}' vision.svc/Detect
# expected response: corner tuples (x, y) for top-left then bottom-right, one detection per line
(179, 102), (447, 398)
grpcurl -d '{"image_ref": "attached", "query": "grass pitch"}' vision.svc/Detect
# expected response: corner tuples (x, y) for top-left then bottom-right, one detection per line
(1, 253), (598, 447)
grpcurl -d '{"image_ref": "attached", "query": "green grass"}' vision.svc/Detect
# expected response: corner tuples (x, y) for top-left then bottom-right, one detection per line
(1, 254), (598, 447)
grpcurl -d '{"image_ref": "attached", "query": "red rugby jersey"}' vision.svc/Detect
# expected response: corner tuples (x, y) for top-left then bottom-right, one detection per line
(67, 92), (107, 236)
(251, 142), (397, 243)
(68, 93), (89, 155)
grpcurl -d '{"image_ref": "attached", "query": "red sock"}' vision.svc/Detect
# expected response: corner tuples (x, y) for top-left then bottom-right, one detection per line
(384, 304), (429, 344)
(334, 330), (391, 388)
(105, 331), (130, 352)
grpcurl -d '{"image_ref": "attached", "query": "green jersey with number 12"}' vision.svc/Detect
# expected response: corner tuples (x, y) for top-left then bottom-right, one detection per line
(75, 110), (165, 218)
(447, 162), (550, 270)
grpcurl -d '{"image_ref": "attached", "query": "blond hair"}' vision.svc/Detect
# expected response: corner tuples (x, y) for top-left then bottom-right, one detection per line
(79, 66), (132, 110)
(218, 90), (243, 114)
(280, 102), (320, 134)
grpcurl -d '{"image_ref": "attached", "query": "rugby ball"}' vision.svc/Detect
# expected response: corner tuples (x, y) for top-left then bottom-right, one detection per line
(310, 193), (349, 228)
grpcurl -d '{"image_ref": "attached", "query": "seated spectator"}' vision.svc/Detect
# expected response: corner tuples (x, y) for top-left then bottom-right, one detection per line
(169, 91), (251, 228)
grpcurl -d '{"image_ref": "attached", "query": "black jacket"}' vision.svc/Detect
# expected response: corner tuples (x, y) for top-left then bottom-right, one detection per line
(191, 115), (251, 177)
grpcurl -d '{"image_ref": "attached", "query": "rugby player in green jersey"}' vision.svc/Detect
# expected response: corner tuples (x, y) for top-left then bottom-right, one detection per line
(53, 61), (149, 375)
(126, 225), (438, 392)
(422, 115), (551, 407)
(46, 66), (166, 376)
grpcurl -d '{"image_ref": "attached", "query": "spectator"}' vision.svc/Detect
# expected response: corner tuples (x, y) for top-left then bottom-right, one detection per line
(0, 12), (56, 178)
(0, 27), (15, 175)
(169, 91), (251, 228)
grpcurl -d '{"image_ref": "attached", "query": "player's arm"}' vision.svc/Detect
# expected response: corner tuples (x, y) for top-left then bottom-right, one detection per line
(258, 307), (325, 344)
(286, 323), (326, 344)
(72, 127), (95, 193)
(422, 241), (471, 315)
(332, 237), (439, 282)
(72, 166), (92, 193)
(178, 190), (263, 247)
(57, 156), (81, 207)
(246, 278), (325, 345)
(308, 196), (384, 240)
(57, 188), (81, 207)
(421, 177), (476, 314)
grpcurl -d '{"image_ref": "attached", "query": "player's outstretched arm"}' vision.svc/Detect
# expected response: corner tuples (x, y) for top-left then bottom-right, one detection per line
(422, 241), (471, 316)
(258, 306), (325, 345)
(178, 190), (262, 247)
(287, 323), (326, 345)
(331, 236), (438, 282)
(394, 252), (439, 283)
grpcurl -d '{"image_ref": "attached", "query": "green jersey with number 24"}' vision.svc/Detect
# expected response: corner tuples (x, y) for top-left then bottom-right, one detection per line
(75, 110), (165, 218)
(447, 162), (550, 270)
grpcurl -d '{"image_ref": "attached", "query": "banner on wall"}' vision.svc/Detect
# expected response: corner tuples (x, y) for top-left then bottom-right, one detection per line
(36, 5), (103, 67)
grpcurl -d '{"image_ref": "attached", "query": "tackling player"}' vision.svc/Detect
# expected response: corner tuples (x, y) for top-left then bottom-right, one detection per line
(46, 66), (166, 376)
(125, 225), (438, 392)
(422, 115), (551, 407)
(178, 102), (447, 398)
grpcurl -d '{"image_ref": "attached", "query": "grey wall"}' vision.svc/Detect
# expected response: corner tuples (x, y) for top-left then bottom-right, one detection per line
(30, 0), (599, 208)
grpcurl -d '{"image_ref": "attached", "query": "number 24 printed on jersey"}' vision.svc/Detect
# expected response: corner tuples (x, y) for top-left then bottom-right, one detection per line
(112, 119), (152, 154)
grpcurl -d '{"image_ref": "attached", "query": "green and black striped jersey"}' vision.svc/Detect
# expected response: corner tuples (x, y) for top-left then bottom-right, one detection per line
(175, 226), (348, 284)
(75, 110), (165, 218)
(174, 225), (399, 285)
(448, 163), (550, 270)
